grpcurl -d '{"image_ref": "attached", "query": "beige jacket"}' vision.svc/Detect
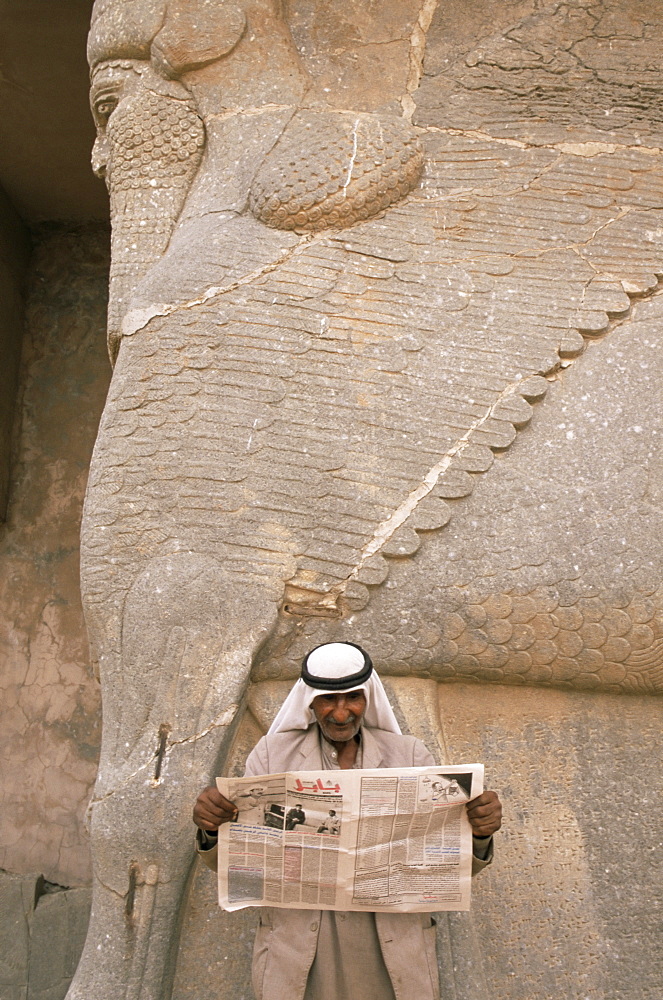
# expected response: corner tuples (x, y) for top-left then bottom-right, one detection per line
(198, 726), (493, 1000)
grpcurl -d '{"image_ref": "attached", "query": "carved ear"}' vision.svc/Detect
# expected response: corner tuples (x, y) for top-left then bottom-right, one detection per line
(151, 0), (246, 77)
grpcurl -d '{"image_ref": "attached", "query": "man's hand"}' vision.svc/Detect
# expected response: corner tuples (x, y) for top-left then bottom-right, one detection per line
(466, 789), (502, 837)
(193, 786), (238, 831)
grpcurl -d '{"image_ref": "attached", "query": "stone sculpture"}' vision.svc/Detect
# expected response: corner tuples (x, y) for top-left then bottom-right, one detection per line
(71, 2), (662, 998)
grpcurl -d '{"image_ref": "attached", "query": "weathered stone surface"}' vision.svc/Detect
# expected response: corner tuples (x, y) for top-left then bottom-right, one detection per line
(59, 1), (663, 998)
(0, 873), (34, 1000)
(437, 684), (663, 1000)
(419, 0), (663, 145)
(173, 870), (257, 1000)
(176, 678), (663, 1000)
(0, 228), (109, 886)
(249, 112), (424, 232)
(27, 885), (92, 1000)
(0, 872), (91, 1000)
(258, 291), (663, 695)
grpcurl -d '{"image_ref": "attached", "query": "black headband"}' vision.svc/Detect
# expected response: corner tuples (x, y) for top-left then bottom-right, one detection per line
(301, 642), (373, 691)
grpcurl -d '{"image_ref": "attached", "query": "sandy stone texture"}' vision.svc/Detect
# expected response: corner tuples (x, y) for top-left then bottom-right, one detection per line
(8, 1), (656, 998)
(0, 227), (109, 886)
(0, 871), (91, 1000)
(175, 677), (663, 1000)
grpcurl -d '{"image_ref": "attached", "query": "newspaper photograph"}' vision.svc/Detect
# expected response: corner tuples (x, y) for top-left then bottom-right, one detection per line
(216, 763), (483, 913)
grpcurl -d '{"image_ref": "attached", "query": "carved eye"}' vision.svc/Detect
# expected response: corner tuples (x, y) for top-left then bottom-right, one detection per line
(94, 96), (119, 128)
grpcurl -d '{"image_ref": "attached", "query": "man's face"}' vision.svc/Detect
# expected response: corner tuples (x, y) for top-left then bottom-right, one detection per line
(311, 690), (366, 743)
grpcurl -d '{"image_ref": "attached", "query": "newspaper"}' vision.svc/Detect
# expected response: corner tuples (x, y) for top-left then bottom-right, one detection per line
(216, 763), (483, 913)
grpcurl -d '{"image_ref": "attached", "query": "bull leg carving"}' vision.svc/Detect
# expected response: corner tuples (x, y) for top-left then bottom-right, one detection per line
(71, 543), (279, 999)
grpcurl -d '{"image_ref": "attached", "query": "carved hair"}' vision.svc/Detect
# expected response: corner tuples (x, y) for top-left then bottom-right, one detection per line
(89, 0), (247, 76)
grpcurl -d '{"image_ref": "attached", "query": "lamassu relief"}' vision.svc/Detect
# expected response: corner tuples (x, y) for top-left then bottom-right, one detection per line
(70, 2), (662, 999)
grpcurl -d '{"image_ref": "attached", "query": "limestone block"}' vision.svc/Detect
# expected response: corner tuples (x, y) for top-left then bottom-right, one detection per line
(27, 887), (92, 1000)
(0, 873), (91, 1000)
(172, 866), (256, 1000)
(0, 873), (35, 1000)
(437, 683), (663, 1000)
(0, 228), (109, 886)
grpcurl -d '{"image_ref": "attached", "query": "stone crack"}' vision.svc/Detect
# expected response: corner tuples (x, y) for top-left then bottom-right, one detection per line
(420, 124), (663, 158)
(344, 374), (542, 586)
(415, 151), (565, 204)
(342, 119), (361, 197)
(205, 103), (297, 122)
(165, 705), (238, 751)
(343, 268), (663, 588)
(402, 0), (440, 120)
(87, 705), (239, 803)
(552, 276), (663, 374)
(120, 232), (319, 338)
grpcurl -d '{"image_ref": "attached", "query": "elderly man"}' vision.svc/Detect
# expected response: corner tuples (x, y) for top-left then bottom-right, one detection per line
(193, 642), (502, 1000)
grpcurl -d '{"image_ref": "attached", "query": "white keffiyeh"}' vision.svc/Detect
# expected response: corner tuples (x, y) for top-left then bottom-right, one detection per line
(267, 642), (401, 735)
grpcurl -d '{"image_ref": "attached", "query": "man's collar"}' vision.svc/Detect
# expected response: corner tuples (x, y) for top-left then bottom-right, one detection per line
(297, 724), (325, 769)
(296, 723), (385, 770)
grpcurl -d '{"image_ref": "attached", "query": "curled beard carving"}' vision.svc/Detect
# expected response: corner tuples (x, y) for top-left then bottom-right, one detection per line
(105, 87), (204, 360)
(249, 112), (424, 233)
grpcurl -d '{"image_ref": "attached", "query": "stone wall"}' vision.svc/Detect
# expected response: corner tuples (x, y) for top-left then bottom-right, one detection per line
(0, 873), (91, 1000)
(0, 226), (109, 888)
